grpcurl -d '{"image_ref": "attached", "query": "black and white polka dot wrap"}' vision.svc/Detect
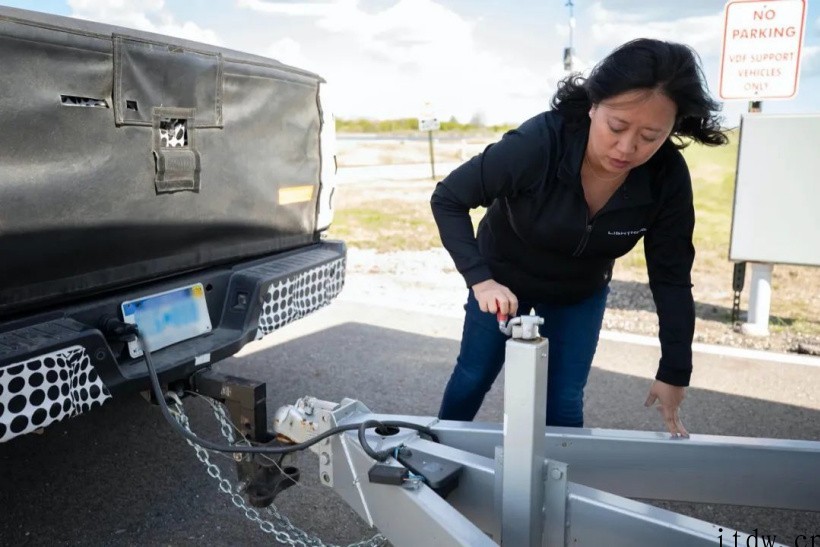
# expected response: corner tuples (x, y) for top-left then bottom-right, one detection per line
(0, 345), (111, 443)
(256, 257), (345, 338)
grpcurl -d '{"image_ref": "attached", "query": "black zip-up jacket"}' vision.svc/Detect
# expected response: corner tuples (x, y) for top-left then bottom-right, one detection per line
(431, 111), (696, 387)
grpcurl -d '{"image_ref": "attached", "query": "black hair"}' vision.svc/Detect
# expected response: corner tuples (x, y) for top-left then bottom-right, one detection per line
(551, 38), (728, 148)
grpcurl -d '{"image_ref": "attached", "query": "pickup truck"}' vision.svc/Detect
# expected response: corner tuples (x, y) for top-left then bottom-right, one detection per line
(0, 6), (344, 444)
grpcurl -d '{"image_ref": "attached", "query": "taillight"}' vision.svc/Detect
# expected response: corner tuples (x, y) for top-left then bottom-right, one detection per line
(317, 83), (337, 231)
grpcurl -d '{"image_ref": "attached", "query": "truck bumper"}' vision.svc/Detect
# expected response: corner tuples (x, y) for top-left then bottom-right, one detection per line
(0, 240), (346, 443)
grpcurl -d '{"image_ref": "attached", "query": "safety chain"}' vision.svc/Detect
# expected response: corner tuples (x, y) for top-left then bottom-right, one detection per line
(167, 395), (387, 547)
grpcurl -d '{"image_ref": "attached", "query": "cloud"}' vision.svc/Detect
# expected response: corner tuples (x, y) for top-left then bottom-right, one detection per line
(264, 37), (310, 69)
(585, 1), (724, 58)
(586, 0), (722, 21)
(800, 45), (820, 78)
(241, 0), (550, 123)
(68, 0), (222, 45)
(241, 0), (472, 66)
(236, 0), (352, 17)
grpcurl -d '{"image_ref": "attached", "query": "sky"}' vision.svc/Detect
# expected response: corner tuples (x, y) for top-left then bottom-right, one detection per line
(3, 0), (818, 126)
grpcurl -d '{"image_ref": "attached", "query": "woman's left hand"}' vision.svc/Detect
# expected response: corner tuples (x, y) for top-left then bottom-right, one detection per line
(645, 380), (689, 438)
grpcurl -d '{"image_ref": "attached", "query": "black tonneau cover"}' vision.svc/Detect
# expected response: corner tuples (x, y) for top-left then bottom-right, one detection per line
(0, 7), (326, 317)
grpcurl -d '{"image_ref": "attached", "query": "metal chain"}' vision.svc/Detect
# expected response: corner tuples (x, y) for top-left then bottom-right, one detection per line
(211, 402), (236, 444)
(732, 262), (746, 327)
(168, 397), (387, 547)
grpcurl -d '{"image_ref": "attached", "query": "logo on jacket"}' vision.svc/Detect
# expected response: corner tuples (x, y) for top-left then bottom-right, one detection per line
(608, 228), (647, 236)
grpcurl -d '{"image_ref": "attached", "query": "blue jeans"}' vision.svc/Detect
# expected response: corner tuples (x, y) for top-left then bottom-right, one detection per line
(438, 286), (609, 427)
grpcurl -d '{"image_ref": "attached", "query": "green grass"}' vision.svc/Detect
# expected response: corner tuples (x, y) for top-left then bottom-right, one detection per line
(686, 133), (740, 259)
(620, 132), (740, 272)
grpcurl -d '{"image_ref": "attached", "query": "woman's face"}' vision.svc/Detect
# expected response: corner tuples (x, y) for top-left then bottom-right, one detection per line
(587, 89), (677, 174)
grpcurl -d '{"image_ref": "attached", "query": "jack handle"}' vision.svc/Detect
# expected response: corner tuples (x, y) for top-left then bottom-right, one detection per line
(496, 300), (544, 340)
(497, 299), (513, 336)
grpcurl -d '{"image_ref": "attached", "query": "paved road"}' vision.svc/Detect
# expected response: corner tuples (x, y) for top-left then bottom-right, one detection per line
(2, 301), (819, 546)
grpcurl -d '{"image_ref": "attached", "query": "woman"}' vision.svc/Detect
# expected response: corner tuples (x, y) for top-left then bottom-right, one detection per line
(431, 38), (728, 437)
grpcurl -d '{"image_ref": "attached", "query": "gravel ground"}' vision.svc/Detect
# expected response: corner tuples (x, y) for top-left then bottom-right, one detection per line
(339, 247), (820, 356)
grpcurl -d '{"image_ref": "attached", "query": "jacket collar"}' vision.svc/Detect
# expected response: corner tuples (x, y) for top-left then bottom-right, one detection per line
(555, 122), (654, 209)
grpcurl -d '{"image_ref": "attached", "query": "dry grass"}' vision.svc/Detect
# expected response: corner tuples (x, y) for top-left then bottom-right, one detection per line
(331, 199), (442, 252)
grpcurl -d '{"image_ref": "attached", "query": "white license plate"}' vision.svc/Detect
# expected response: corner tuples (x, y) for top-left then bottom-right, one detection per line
(121, 283), (212, 358)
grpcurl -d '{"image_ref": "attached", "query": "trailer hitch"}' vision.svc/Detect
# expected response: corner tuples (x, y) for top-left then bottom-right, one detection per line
(190, 370), (300, 507)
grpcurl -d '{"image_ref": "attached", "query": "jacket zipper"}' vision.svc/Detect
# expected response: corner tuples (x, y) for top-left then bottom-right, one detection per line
(572, 211), (594, 257)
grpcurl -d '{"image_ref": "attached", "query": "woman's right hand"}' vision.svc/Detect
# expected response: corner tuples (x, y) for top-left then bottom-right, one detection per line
(472, 279), (519, 316)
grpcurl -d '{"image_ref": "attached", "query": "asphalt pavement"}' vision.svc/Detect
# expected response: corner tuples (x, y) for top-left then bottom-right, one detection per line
(1, 300), (819, 546)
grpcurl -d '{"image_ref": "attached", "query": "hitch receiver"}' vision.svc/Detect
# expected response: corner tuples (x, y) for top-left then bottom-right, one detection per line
(191, 370), (298, 507)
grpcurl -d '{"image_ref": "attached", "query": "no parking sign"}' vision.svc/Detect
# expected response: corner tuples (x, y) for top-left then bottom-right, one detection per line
(719, 0), (807, 100)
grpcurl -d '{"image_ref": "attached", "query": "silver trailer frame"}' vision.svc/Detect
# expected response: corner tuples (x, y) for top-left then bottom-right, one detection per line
(275, 332), (820, 547)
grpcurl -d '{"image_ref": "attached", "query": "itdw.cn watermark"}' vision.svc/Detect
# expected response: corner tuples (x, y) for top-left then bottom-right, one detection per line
(719, 528), (820, 546)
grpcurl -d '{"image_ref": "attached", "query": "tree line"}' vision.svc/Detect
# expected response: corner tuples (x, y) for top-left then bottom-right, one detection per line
(335, 116), (514, 134)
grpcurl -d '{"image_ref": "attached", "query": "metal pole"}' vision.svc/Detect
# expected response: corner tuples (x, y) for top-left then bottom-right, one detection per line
(567, 0), (574, 58)
(428, 130), (436, 180)
(564, 0), (575, 72)
(501, 336), (548, 546)
(739, 100), (773, 337)
(742, 263), (774, 336)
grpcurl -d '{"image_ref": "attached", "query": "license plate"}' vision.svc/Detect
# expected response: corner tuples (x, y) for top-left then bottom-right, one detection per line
(121, 283), (212, 358)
